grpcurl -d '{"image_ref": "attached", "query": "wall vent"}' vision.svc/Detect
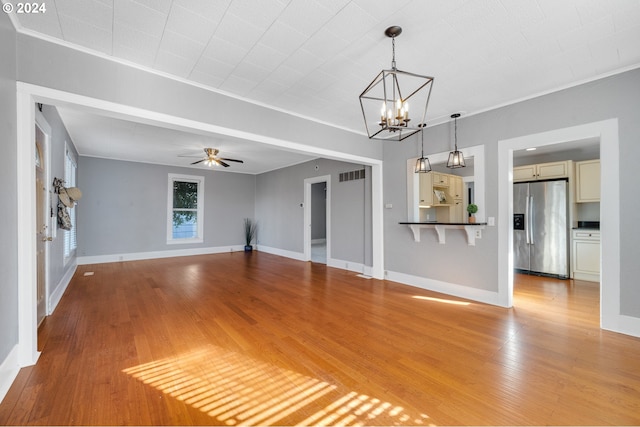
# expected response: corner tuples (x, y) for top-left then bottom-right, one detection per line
(339, 169), (366, 182)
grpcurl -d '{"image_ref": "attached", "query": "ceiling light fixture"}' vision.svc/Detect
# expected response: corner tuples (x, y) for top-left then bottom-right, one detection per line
(415, 124), (431, 173)
(359, 26), (434, 142)
(446, 113), (465, 169)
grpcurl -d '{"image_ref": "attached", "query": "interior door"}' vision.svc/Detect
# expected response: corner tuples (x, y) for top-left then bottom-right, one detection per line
(35, 125), (48, 326)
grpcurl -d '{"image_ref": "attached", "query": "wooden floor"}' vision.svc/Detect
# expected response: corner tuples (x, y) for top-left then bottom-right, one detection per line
(1, 252), (639, 426)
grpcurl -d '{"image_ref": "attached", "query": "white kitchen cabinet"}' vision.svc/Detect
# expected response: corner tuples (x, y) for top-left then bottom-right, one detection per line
(575, 159), (600, 202)
(572, 229), (600, 282)
(514, 161), (570, 182)
(419, 172), (434, 207)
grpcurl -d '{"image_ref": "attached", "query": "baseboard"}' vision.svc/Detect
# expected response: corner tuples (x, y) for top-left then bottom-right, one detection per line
(311, 238), (326, 244)
(327, 258), (372, 276)
(48, 261), (77, 315)
(385, 270), (501, 306)
(256, 245), (306, 262)
(0, 345), (19, 405)
(602, 313), (640, 338)
(77, 245), (246, 265)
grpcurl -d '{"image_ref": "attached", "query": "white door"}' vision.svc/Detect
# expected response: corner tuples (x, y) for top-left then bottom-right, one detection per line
(35, 124), (49, 326)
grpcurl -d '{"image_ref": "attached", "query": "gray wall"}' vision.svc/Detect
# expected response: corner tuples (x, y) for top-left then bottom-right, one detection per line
(39, 105), (80, 298)
(383, 68), (640, 316)
(16, 34), (382, 162)
(0, 12), (18, 362)
(311, 182), (326, 240)
(255, 158), (372, 266)
(78, 158), (256, 256)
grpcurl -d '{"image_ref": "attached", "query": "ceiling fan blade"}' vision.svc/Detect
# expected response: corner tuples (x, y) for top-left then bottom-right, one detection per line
(220, 158), (244, 163)
(216, 159), (231, 167)
(191, 159), (207, 165)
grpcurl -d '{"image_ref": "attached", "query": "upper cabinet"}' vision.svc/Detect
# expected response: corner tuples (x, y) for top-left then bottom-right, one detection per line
(575, 159), (600, 203)
(513, 160), (570, 182)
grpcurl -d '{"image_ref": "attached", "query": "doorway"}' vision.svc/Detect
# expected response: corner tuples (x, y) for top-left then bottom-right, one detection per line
(304, 175), (331, 264)
(498, 119), (622, 334)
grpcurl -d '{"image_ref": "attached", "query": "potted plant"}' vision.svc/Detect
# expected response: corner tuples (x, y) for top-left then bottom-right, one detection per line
(243, 218), (257, 252)
(467, 203), (478, 223)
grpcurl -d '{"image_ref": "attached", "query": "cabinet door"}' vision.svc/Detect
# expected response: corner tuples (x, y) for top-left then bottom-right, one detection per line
(419, 173), (434, 207)
(513, 165), (537, 182)
(451, 200), (464, 223)
(451, 176), (463, 199)
(432, 173), (449, 187)
(573, 240), (600, 276)
(576, 159), (600, 202)
(537, 161), (568, 179)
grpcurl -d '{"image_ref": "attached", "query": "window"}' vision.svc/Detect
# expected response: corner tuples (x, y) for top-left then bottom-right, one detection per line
(64, 144), (77, 260)
(167, 174), (204, 244)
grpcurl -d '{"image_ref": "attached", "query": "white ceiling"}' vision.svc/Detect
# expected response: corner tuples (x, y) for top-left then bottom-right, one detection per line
(9, 0), (640, 172)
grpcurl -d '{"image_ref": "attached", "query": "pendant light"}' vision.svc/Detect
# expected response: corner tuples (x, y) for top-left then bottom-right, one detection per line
(414, 124), (431, 173)
(359, 26), (434, 142)
(446, 113), (465, 169)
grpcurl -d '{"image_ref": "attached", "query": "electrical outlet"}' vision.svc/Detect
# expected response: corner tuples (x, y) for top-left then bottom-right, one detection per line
(475, 229), (482, 238)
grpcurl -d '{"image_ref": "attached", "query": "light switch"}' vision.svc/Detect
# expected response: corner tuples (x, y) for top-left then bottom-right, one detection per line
(488, 217), (495, 226)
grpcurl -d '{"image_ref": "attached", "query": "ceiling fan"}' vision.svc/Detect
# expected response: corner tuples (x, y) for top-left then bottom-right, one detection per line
(183, 148), (244, 168)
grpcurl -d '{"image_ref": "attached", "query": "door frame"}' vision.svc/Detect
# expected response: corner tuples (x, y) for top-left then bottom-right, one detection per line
(35, 110), (52, 325)
(15, 83), (386, 368)
(304, 175), (331, 263)
(497, 119), (637, 336)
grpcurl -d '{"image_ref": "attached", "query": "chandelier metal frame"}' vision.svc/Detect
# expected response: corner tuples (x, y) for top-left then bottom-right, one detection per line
(359, 26), (434, 142)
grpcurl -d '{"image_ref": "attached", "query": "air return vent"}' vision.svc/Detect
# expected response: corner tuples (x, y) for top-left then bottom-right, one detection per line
(339, 169), (366, 183)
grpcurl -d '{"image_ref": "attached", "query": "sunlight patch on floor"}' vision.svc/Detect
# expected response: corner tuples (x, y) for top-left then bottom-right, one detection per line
(412, 295), (471, 306)
(123, 345), (433, 426)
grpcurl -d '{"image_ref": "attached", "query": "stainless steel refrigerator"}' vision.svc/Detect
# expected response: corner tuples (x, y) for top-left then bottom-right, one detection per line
(513, 179), (569, 278)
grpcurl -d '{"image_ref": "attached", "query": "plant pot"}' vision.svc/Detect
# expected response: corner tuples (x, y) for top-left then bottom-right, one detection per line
(468, 216), (476, 224)
(244, 245), (253, 252)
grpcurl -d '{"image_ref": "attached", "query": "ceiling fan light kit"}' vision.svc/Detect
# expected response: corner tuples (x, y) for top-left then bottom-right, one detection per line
(359, 26), (434, 142)
(188, 148), (244, 168)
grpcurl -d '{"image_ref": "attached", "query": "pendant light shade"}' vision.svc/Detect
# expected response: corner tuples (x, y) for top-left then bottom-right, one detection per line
(415, 125), (431, 173)
(359, 26), (434, 142)
(446, 113), (465, 169)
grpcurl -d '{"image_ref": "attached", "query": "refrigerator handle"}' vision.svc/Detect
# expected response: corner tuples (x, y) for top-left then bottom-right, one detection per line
(525, 194), (530, 244)
(529, 195), (535, 245)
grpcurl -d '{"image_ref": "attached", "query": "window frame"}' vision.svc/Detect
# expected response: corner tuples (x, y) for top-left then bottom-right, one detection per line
(63, 143), (77, 262)
(167, 173), (205, 245)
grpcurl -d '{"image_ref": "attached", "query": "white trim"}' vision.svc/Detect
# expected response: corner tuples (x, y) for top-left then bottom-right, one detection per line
(407, 144), (485, 223)
(0, 345), (20, 405)
(166, 173), (205, 245)
(498, 119), (635, 337)
(304, 175), (331, 263)
(15, 82), (386, 368)
(256, 245), (306, 262)
(327, 258), (372, 277)
(48, 262), (77, 315)
(9, 23), (640, 135)
(370, 163), (384, 279)
(385, 270), (501, 306)
(77, 245), (246, 265)
(16, 88), (41, 367)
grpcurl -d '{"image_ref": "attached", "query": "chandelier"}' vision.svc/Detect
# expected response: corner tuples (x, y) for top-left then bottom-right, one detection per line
(359, 26), (434, 142)
(446, 113), (465, 168)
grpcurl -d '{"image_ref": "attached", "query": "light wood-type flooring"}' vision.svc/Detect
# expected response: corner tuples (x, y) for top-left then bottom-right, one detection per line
(1, 252), (639, 425)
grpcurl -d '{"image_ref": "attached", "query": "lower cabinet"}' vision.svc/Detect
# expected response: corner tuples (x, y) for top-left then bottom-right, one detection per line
(572, 229), (600, 282)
